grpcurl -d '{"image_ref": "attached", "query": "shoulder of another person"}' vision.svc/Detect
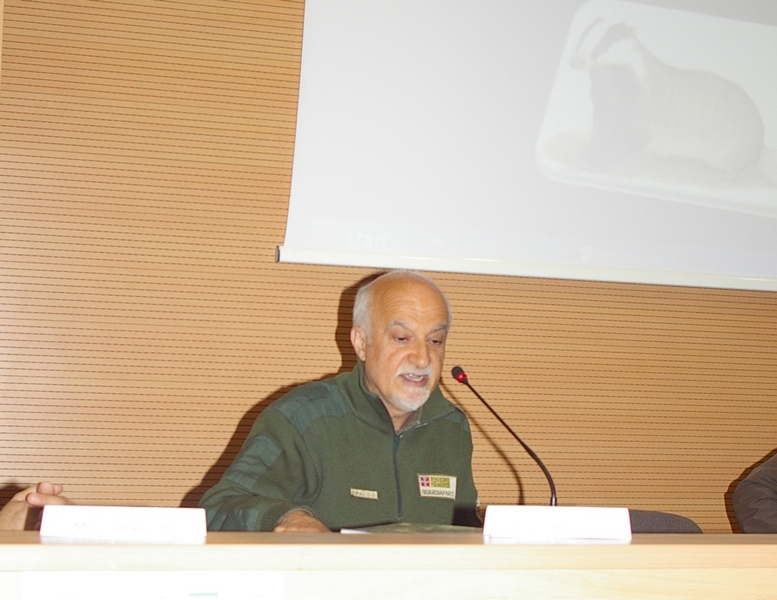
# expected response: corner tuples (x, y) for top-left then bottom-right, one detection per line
(750, 455), (777, 480)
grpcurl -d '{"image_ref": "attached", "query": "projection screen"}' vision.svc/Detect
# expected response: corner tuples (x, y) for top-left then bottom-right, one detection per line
(277, 0), (777, 291)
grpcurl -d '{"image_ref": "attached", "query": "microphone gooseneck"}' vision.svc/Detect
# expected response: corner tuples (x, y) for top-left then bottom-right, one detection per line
(451, 366), (557, 507)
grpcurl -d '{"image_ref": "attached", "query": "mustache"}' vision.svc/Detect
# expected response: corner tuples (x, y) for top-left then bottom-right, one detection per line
(397, 365), (433, 377)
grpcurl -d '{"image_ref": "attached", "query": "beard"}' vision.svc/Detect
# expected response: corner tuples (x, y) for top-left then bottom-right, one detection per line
(387, 388), (431, 413)
(387, 365), (434, 413)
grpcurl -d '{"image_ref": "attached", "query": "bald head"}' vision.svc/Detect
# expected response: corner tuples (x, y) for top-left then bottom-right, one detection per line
(353, 270), (452, 336)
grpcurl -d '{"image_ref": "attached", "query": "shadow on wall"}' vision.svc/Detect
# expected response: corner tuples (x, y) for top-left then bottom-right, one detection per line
(0, 484), (29, 508)
(180, 274), (384, 508)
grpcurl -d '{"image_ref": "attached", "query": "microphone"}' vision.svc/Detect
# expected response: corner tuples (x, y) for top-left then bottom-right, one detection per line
(451, 366), (557, 506)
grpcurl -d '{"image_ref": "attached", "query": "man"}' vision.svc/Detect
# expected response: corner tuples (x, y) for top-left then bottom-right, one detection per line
(733, 453), (777, 533)
(0, 482), (73, 530)
(200, 270), (479, 532)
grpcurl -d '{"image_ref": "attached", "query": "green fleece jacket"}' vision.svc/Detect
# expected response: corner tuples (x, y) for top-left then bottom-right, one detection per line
(200, 362), (480, 531)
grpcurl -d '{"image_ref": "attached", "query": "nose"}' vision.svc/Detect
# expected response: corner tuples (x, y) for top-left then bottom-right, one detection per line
(409, 339), (431, 369)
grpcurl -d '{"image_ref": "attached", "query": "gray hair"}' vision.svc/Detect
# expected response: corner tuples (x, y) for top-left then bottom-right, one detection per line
(352, 270), (452, 334)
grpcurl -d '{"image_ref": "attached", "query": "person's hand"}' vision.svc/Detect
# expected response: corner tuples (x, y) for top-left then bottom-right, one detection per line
(273, 509), (330, 533)
(25, 481), (73, 509)
(0, 485), (38, 531)
(0, 482), (74, 531)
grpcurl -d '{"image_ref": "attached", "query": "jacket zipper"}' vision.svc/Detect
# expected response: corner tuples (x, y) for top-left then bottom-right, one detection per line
(393, 434), (403, 520)
(391, 413), (449, 522)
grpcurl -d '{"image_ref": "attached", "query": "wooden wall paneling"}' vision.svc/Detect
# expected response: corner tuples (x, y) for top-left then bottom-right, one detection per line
(0, 0), (4, 94)
(0, 1), (775, 533)
(0, 0), (311, 507)
(437, 275), (777, 531)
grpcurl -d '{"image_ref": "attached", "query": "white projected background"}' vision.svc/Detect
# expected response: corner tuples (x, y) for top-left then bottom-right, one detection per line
(278, 0), (777, 291)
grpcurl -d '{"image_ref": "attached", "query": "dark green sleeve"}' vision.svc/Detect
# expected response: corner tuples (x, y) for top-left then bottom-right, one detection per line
(199, 408), (322, 531)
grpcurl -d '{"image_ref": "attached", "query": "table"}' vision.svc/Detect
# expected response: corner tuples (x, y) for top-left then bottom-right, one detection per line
(2, 531), (776, 599)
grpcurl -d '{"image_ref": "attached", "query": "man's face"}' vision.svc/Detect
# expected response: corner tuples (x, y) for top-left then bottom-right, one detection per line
(351, 278), (449, 418)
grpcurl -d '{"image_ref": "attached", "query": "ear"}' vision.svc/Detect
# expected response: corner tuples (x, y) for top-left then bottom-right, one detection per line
(350, 326), (368, 361)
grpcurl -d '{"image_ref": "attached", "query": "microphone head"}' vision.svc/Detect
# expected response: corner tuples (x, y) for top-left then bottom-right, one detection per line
(451, 366), (468, 384)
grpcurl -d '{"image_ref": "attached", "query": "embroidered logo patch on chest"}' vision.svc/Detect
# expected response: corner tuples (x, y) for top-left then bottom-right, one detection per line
(417, 474), (457, 500)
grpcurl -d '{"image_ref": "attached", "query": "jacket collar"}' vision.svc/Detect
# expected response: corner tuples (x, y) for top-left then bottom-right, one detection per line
(337, 361), (456, 434)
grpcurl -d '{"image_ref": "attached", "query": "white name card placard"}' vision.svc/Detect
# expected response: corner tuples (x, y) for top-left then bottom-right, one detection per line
(40, 505), (207, 544)
(483, 505), (632, 544)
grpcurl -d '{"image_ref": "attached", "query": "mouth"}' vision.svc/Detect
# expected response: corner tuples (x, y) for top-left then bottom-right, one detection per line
(399, 372), (430, 387)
